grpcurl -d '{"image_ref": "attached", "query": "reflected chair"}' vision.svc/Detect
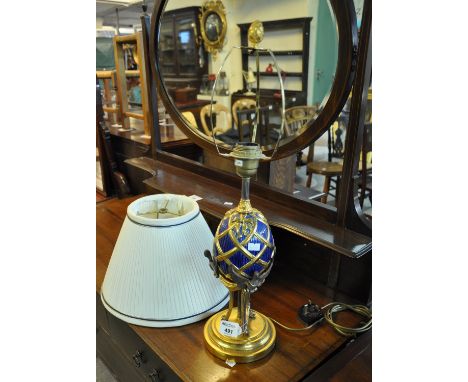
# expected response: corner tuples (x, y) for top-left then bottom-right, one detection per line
(182, 111), (198, 131)
(232, 98), (256, 130)
(200, 104), (232, 137)
(284, 106), (317, 137)
(358, 122), (372, 207)
(306, 122), (372, 205)
(236, 105), (275, 145)
(359, 93), (372, 206)
(306, 122), (344, 204)
(284, 105), (318, 165)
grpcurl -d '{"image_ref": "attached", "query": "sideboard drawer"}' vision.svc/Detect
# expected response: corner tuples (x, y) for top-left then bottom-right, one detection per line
(96, 293), (110, 334)
(97, 324), (145, 382)
(108, 314), (182, 382)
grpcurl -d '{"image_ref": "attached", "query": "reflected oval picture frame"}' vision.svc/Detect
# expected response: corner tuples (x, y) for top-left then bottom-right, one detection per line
(150, 0), (358, 160)
(199, 0), (227, 55)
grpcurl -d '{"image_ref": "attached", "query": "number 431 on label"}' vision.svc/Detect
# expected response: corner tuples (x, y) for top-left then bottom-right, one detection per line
(219, 320), (242, 337)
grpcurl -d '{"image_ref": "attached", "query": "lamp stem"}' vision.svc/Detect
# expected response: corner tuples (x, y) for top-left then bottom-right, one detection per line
(252, 49), (261, 143)
(241, 176), (250, 201)
(238, 176), (253, 213)
(224, 290), (235, 321)
(239, 287), (251, 335)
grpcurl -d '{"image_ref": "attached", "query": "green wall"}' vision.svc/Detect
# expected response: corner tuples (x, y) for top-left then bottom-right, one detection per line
(312, 0), (338, 105)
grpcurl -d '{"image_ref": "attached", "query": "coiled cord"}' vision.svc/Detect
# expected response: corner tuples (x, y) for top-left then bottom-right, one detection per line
(269, 302), (372, 337)
(322, 302), (372, 337)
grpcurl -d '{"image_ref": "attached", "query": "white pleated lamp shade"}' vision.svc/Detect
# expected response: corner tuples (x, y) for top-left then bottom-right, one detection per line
(101, 194), (229, 327)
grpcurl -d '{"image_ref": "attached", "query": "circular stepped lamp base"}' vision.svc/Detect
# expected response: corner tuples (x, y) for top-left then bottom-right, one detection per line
(204, 308), (276, 363)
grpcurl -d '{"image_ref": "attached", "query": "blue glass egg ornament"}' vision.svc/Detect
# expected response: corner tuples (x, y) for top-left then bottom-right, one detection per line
(213, 206), (275, 281)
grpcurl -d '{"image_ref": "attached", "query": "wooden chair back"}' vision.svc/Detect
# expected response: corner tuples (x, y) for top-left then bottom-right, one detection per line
(96, 79), (130, 198)
(232, 98), (256, 129)
(200, 104), (232, 137)
(236, 105), (274, 145)
(361, 122), (372, 167)
(284, 105), (318, 163)
(358, 122), (372, 205)
(182, 111), (198, 131)
(284, 105), (318, 136)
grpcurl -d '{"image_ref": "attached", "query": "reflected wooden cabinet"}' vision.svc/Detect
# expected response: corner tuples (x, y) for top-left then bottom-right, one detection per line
(97, 70), (120, 126)
(237, 17), (312, 104)
(113, 32), (152, 137)
(159, 6), (208, 92)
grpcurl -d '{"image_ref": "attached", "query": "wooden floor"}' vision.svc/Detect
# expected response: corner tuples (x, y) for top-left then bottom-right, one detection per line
(97, 357), (117, 382)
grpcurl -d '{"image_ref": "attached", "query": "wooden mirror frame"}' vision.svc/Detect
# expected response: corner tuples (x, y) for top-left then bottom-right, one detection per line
(199, 0), (227, 56)
(150, 0), (358, 160)
(147, 0), (371, 237)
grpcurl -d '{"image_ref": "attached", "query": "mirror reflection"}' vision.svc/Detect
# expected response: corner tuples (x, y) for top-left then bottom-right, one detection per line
(205, 13), (222, 41)
(157, 0), (350, 206)
(159, 0), (338, 144)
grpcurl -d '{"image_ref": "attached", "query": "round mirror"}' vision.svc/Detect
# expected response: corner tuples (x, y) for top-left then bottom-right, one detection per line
(151, 0), (357, 159)
(205, 13), (222, 42)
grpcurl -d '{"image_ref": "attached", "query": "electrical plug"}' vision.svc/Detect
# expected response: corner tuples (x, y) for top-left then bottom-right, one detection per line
(298, 300), (324, 326)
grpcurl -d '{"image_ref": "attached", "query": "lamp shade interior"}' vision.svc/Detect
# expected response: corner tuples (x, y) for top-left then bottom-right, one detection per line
(101, 194), (229, 327)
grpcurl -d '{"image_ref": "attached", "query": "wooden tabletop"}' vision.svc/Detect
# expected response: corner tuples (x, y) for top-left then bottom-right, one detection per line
(107, 119), (151, 145)
(304, 329), (371, 382)
(307, 161), (344, 176)
(106, 119), (191, 146)
(159, 124), (190, 144)
(97, 196), (364, 382)
(176, 99), (211, 110)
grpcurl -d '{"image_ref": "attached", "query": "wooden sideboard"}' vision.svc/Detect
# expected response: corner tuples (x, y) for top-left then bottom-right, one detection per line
(106, 120), (201, 181)
(96, 196), (371, 381)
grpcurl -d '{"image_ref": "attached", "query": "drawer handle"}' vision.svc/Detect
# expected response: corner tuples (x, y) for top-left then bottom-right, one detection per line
(149, 369), (162, 381)
(132, 350), (144, 368)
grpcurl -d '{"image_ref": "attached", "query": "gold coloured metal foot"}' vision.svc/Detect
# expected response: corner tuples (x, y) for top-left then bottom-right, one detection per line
(204, 307), (276, 363)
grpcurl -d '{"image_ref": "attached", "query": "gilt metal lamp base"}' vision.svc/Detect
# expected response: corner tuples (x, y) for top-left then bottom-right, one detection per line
(204, 307), (276, 363)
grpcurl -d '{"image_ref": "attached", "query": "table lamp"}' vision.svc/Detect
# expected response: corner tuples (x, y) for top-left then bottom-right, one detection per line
(101, 194), (230, 327)
(203, 21), (285, 363)
(242, 67), (256, 95)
